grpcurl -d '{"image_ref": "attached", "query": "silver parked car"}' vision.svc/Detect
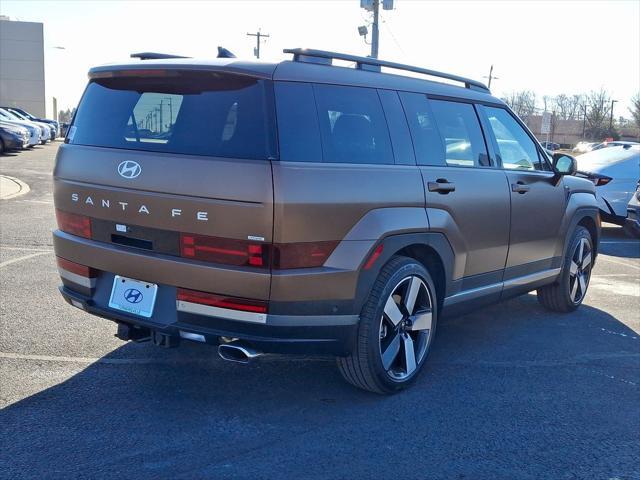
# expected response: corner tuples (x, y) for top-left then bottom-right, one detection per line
(576, 144), (640, 225)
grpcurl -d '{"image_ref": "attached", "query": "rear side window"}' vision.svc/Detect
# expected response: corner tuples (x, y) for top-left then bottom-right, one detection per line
(429, 100), (490, 167)
(399, 92), (444, 166)
(313, 84), (394, 164)
(69, 71), (276, 160)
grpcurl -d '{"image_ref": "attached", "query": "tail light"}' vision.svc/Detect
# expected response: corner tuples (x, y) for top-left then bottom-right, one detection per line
(272, 241), (338, 269)
(591, 175), (612, 187)
(177, 288), (267, 314)
(180, 234), (268, 268)
(180, 233), (337, 270)
(56, 209), (91, 239)
(56, 256), (96, 278)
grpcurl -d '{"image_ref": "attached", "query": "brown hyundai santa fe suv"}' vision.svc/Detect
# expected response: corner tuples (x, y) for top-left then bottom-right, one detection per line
(53, 49), (600, 393)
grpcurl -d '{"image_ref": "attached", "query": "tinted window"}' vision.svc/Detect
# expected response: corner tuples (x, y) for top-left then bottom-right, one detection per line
(69, 72), (276, 160)
(378, 89), (415, 165)
(399, 92), (444, 166)
(429, 100), (490, 167)
(274, 82), (322, 162)
(313, 84), (393, 164)
(483, 107), (543, 170)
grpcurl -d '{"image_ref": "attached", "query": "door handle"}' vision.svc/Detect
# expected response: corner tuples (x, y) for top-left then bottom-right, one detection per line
(511, 182), (530, 194)
(428, 179), (455, 194)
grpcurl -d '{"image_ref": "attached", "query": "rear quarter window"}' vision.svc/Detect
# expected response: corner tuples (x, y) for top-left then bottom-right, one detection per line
(69, 71), (276, 160)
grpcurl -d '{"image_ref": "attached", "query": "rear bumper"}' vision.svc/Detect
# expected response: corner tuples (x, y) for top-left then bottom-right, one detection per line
(54, 230), (360, 355)
(59, 285), (358, 355)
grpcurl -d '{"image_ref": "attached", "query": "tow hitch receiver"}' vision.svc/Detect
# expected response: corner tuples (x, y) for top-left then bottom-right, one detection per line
(115, 323), (151, 343)
(152, 330), (180, 348)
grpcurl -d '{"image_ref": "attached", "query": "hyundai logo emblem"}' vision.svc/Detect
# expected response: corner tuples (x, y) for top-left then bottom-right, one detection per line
(124, 288), (144, 304)
(117, 161), (142, 179)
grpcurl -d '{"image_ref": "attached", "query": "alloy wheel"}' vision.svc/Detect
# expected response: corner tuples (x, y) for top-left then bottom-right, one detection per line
(569, 237), (592, 304)
(379, 275), (433, 380)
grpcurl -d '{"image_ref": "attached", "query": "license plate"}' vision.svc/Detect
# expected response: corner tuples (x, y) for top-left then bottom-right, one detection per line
(108, 276), (158, 318)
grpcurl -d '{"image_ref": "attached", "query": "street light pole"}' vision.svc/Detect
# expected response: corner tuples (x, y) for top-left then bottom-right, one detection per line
(609, 99), (618, 131)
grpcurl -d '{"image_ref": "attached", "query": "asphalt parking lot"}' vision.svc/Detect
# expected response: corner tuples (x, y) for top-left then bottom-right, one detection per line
(1, 144), (639, 479)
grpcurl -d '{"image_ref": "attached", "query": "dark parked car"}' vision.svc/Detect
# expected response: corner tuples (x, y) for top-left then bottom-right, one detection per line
(0, 122), (29, 153)
(540, 141), (560, 151)
(53, 49), (600, 393)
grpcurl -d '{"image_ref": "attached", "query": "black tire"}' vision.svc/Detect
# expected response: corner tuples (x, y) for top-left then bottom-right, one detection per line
(537, 226), (593, 312)
(0, 139), (5, 155)
(337, 256), (438, 394)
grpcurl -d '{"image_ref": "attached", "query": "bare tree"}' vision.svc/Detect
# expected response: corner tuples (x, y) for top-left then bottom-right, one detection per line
(585, 89), (616, 140)
(551, 94), (584, 120)
(502, 90), (537, 119)
(630, 92), (640, 129)
(570, 94), (585, 120)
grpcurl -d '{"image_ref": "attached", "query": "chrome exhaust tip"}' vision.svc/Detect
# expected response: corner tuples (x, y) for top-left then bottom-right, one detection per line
(218, 342), (262, 364)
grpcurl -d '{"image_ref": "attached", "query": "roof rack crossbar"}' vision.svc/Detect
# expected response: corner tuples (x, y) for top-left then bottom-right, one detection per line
(283, 48), (489, 92)
(130, 52), (190, 60)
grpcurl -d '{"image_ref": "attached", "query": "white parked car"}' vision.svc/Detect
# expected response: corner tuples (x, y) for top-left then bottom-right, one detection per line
(576, 144), (640, 225)
(0, 109), (41, 147)
(0, 108), (50, 144)
(572, 141), (597, 154)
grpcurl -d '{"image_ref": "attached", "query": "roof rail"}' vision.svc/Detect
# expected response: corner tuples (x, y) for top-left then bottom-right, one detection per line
(283, 48), (489, 92)
(130, 52), (190, 60)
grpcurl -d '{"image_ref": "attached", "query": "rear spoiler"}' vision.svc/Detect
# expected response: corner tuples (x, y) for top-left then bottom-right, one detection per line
(130, 47), (237, 61)
(130, 52), (189, 60)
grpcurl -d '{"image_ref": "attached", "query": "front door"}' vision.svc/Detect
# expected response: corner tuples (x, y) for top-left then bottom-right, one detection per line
(400, 93), (511, 285)
(480, 106), (566, 275)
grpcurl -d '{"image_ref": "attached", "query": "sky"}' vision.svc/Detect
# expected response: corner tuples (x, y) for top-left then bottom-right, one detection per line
(1, 0), (639, 118)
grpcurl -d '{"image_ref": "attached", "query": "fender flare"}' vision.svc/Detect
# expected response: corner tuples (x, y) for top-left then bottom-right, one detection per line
(351, 232), (455, 315)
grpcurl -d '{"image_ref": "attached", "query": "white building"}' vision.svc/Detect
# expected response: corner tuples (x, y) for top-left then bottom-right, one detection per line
(0, 18), (46, 117)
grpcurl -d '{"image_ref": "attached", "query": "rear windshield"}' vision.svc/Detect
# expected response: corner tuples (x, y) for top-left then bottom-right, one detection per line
(68, 71), (276, 160)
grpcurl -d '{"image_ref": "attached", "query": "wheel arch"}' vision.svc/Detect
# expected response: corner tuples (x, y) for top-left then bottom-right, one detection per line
(562, 207), (600, 262)
(352, 232), (454, 315)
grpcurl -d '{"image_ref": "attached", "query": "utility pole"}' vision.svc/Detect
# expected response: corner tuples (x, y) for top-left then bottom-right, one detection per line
(247, 29), (269, 59)
(609, 99), (618, 131)
(371, 0), (380, 58)
(484, 65), (499, 89)
(582, 104), (587, 139)
(359, 0), (393, 58)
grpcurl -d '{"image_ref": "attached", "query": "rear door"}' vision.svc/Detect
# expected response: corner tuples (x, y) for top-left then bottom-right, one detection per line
(53, 69), (276, 299)
(479, 106), (565, 275)
(270, 82), (425, 304)
(400, 93), (511, 289)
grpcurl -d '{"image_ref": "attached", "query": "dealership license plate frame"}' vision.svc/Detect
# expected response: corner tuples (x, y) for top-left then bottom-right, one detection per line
(108, 275), (158, 318)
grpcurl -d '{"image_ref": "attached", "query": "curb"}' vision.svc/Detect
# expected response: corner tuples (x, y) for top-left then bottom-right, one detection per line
(0, 175), (30, 200)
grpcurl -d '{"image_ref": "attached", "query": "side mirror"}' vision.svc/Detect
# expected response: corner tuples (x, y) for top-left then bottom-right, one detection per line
(552, 153), (577, 176)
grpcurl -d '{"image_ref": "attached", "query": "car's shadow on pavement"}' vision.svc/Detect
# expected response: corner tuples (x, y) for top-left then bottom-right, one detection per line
(2, 295), (639, 480)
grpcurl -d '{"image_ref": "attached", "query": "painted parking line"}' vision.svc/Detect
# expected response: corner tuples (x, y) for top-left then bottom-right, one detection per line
(600, 241), (640, 245)
(598, 256), (640, 271)
(0, 251), (52, 269)
(0, 245), (54, 252)
(0, 351), (330, 365)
